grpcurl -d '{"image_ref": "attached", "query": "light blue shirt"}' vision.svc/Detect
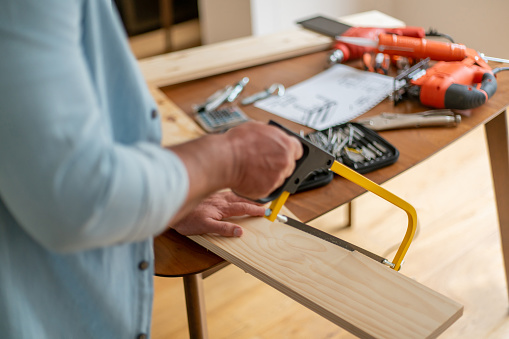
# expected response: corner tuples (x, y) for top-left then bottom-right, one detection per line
(0, 1), (189, 337)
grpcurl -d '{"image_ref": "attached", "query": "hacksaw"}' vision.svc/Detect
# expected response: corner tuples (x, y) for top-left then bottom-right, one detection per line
(259, 121), (417, 271)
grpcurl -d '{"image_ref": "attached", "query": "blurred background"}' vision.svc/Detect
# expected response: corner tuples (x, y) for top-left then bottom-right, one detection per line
(116, 0), (509, 60)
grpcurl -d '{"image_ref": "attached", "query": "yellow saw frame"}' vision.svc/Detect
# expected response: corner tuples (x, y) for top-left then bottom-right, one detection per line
(262, 121), (417, 271)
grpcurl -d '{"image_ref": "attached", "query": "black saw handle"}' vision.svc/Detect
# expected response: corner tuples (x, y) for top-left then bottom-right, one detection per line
(256, 121), (335, 204)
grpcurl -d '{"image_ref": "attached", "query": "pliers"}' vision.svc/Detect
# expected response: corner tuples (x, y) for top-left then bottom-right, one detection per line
(362, 52), (391, 75)
(357, 109), (462, 131)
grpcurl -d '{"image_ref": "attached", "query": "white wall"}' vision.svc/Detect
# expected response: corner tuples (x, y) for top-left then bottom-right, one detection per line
(393, 0), (509, 58)
(198, 0), (395, 43)
(250, 0), (395, 36)
(199, 0), (509, 59)
(198, 0), (253, 44)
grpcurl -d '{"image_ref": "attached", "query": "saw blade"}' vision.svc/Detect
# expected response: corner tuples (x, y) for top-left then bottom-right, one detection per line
(278, 215), (391, 266)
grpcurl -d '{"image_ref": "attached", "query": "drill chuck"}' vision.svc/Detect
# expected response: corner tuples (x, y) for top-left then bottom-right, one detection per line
(328, 49), (345, 66)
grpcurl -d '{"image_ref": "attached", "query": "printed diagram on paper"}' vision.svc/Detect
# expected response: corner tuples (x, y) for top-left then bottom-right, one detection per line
(254, 64), (398, 130)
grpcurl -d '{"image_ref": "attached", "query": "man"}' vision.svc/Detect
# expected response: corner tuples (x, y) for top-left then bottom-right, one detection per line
(0, 1), (302, 338)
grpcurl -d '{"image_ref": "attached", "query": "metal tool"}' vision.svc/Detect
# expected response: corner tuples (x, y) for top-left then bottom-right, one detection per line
(306, 123), (397, 173)
(258, 121), (417, 271)
(392, 58), (430, 105)
(271, 212), (395, 268)
(195, 105), (250, 133)
(481, 54), (509, 64)
(193, 77), (249, 112)
(357, 109), (461, 131)
(241, 83), (285, 105)
(362, 52), (390, 74)
(227, 77), (250, 103)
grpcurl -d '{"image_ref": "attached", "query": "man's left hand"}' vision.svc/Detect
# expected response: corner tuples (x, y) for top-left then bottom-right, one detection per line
(171, 191), (265, 237)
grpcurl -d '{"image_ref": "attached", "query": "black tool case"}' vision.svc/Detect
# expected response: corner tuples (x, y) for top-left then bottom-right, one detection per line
(306, 122), (399, 174)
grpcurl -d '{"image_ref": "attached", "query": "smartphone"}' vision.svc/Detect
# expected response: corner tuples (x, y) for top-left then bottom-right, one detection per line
(297, 15), (351, 37)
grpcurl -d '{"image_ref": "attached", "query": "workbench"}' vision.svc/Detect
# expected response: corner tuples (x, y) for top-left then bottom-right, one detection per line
(141, 12), (509, 339)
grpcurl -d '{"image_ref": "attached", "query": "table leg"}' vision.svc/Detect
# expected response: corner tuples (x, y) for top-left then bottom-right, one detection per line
(183, 273), (209, 339)
(485, 109), (509, 298)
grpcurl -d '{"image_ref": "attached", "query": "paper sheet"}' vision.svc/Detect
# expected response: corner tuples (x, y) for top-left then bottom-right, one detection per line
(254, 64), (396, 130)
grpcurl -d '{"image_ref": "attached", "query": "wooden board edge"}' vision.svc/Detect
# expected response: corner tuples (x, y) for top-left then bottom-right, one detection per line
(427, 307), (464, 339)
(189, 234), (377, 339)
(188, 212), (463, 339)
(190, 232), (464, 339)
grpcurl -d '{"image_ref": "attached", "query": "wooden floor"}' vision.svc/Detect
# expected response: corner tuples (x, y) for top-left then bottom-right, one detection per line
(151, 125), (509, 338)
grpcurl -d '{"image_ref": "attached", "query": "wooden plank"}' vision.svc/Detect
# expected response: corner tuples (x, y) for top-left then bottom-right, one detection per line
(139, 29), (331, 87)
(189, 214), (463, 339)
(139, 11), (405, 87)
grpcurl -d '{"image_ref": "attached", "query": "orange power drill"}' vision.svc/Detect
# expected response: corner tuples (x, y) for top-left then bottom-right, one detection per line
(328, 26), (426, 65)
(376, 34), (497, 109)
(412, 57), (497, 109)
(338, 33), (499, 109)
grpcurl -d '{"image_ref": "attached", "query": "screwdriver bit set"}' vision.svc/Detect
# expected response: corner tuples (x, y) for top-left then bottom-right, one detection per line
(306, 122), (399, 173)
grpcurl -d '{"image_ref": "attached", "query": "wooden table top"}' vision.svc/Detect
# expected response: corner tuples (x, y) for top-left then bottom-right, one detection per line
(155, 50), (509, 276)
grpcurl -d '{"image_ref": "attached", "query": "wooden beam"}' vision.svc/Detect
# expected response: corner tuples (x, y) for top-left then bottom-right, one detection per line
(189, 213), (463, 339)
(138, 10), (405, 87)
(139, 29), (331, 87)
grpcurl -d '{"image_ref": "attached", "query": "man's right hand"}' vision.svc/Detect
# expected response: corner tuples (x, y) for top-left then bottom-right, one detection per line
(168, 120), (303, 227)
(223, 121), (303, 200)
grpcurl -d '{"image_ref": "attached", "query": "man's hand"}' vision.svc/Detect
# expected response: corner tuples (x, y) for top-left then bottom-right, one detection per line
(172, 191), (265, 237)
(224, 121), (303, 200)
(169, 121), (302, 228)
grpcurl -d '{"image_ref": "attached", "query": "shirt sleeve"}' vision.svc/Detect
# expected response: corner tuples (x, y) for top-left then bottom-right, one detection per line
(0, 1), (189, 252)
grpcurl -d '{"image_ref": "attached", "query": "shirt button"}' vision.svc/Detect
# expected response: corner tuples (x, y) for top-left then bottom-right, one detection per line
(137, 333), (147, 339)
(138, 261), (149, 271)
(150, 109), (158, 119)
